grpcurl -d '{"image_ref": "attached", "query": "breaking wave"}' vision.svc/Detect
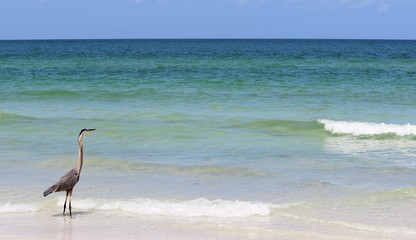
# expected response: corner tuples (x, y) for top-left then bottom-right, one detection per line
(318, 119), (416, 136)
(0, 202), (39, 213)
(1, 197), (301, 218)
(66, 197), (287, 218)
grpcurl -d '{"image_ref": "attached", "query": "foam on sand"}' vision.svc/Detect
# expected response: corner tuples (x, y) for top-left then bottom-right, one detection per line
(0, 202), (39, 213)
(0, 197), (300, 218)
(72, 197), (283, 218)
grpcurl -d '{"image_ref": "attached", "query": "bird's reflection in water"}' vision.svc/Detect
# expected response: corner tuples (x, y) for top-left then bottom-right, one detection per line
(62, 216), (72, 240)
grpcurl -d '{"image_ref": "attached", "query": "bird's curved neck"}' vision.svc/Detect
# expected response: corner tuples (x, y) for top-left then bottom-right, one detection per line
(76, 140), (83, 174)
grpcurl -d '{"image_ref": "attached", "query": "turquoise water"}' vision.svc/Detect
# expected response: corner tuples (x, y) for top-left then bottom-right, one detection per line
(1, 40), (416, 237)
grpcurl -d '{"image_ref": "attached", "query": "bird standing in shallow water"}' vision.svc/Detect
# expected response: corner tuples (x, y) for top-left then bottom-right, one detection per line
(43, 129), (95, 217)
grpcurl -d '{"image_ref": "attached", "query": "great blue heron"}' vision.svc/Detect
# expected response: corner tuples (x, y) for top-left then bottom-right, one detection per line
(43, 129), (96, 217)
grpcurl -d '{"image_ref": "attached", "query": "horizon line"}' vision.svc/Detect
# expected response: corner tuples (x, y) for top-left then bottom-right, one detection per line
(0, 37), (415, 41)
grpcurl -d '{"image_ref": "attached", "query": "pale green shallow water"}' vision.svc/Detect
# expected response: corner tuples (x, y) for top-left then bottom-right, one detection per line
(0, 39), (415, 238)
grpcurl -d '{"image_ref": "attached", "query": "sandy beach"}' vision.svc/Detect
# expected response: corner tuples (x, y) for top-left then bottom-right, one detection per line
(0, 212), (291, 240)
(2, 209), (414, 240)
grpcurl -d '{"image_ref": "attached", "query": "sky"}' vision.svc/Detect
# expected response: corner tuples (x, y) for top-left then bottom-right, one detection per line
(0, 0), (415, 40)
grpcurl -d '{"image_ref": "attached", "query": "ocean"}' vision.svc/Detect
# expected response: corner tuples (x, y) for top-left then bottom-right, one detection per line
(0, 39), (415, 239)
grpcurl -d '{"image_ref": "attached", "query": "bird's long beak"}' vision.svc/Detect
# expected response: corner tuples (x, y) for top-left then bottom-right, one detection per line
(86, 129), (96, 132)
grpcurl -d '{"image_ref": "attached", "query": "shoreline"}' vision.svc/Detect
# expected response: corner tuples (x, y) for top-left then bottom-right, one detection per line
(1, 211), (412, 240)
(0, 212), (285, 240)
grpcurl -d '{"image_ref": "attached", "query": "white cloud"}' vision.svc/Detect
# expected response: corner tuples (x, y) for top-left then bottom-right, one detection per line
(287, 0), (392, 12)
(377, 0), (391, 12)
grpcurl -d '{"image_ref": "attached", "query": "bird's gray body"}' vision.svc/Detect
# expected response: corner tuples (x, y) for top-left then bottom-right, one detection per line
(43, 168), (79, 197)
(43, 128), (95, 217)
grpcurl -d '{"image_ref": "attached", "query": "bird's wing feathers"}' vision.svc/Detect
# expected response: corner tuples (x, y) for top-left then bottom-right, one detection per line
(43, 183), (59, 197)
(43, 168), (80, 197)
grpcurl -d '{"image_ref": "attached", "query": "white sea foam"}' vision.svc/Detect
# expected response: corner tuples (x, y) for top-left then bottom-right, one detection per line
(318, 119), (416, 136)
(0, 202), (39, 213)
(70, 197), (282, 218)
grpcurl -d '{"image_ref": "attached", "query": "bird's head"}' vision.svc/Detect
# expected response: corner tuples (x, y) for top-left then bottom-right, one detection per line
(79, 128), (96, 135)
(78, 128), (96, 143)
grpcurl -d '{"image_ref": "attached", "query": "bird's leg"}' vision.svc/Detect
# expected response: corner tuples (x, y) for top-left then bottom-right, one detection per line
(63, 190), (69, 215)
(68, 189), (73, 218)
